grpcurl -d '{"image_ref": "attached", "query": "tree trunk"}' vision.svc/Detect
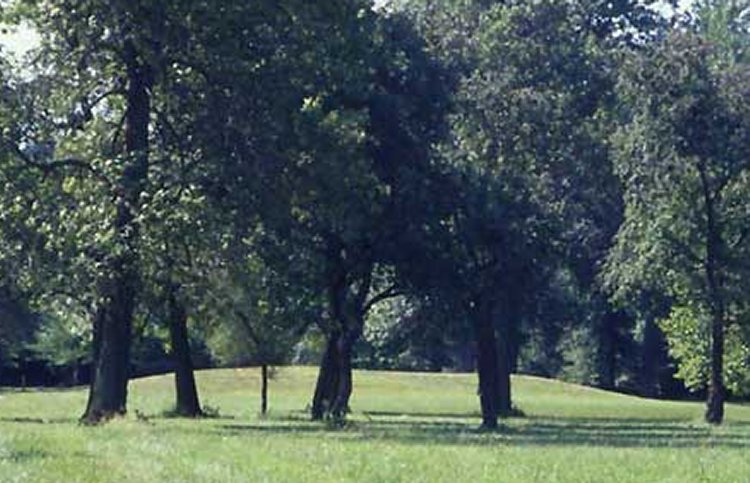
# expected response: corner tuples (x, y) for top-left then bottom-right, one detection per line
(640, 313), (661, 398)
(81, 264), (136, 423)
(699, 160), (726, 425)
(167, 285), (202, 417)
(81, 40), (151, 424)
(312, 331), (340, 420)
(314, 247), (372, 422)
(497, 334), (512, 417)
(705, 313), (725, 424)
(474, 300), (499, 430)
(497, 297), (519, 417)
(330, 330), (357, 419)
(261, 364), (268, 416)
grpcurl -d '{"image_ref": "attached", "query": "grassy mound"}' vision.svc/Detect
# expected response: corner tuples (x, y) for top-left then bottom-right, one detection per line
(1, 367), (749, 482)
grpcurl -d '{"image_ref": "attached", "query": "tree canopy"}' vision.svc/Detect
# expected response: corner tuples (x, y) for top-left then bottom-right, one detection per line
(1, 0), (748, 427)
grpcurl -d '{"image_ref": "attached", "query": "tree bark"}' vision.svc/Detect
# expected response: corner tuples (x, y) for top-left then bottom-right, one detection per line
(699, 162), (726, 425)
(705, 312), (725, 424)
(311, 331), (340, 420)
(167, 285), (202, 417)
(81, 260), (136, 423)
(473, 299), (499, 430)
(497, 296), (519, 417)
(312, 246), (373, 422)
(330, 330), (358, 419)
(81, 40), (151, 424)
(261, 364), (268, 416)
(497, 334), (512, 417)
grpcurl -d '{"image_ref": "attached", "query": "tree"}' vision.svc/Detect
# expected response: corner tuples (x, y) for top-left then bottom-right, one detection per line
(201, 242), (317, 416)
(607, 31), (750, 423)
(406, 0), (638, 427)
(185, 1), (449, 422)
(304, 10), (450, 421)
(1, 0), (162, 422)
(2, 0), (230, 422)
(178, 0), (384, 422)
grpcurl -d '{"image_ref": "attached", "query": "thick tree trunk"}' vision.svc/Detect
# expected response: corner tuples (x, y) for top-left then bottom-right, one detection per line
(167, 286), (202, 417)
(81, 40), (151, 424)
(705, 313), (725, 424)
(497, 296), (520, 417)
(261, 364), (268, 416)
(312, 331), (340, 420)
(497, 334), (512, 417)
(81, 262), (136, 423)
(330, 330), (357, 419)
(474, 300), (499, 430)
(313, 247), (372, 422)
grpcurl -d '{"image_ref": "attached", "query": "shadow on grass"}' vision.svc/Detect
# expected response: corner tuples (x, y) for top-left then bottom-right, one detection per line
(0, 386), (85, 394)
(212, 412), (750, 449)
(362, 410), (482, 419)
(0, 416), (78, 425)
(0, 448), (49, 462)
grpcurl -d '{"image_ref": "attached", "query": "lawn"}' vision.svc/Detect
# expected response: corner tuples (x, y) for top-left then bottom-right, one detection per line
(1, 367), (749, 482)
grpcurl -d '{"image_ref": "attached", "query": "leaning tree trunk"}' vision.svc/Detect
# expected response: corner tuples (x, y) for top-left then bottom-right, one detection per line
(474, 299), (500, 430)
(312, 331), (341, 420)
(167, 284), (202, 417)
(705, 312), (725, 424)
(81, 40), (151, 424)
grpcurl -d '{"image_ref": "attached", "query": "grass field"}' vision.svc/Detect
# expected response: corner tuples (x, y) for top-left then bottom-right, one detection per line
(1, 367), (749, 482)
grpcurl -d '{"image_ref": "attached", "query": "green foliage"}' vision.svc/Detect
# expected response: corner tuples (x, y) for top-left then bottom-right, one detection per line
(694, 0), (750, 66)
(201, 253), (314, 367)
(0, 288), (37, 364)
(659, 305), (750, 395)
(2, 0), (748, 431)
(605, 27), (750, 403)
(558, 326), (601, 386)
(30, 312), (90, 367)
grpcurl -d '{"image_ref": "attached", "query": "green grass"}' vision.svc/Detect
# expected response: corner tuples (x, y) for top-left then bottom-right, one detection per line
(1, 367), (749, 482)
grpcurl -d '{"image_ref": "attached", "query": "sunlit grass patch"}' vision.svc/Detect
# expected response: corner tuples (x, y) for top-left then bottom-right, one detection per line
(1, 367), (749, 482)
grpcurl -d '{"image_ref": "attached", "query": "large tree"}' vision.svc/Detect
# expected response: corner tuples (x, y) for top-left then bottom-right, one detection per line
(607, 30), (750, 424)
(1, 0), (228, 422)
(407, 0), (635, 428)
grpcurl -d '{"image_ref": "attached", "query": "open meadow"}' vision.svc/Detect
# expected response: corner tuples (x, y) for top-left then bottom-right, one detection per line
(1, 367), (749, 482)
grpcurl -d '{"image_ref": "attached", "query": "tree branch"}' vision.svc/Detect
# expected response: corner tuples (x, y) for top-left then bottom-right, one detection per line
(6, 141), (115, 192)
(362, 283), (403, 316)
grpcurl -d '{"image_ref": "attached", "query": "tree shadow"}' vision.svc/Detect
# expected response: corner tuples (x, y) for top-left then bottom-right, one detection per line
(362, 410), (482, 420)
(0, 448), (49, 462)
(212, 412), (750, 449)
(0, 386), (85, 394)
(0, 416), (77, 425)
